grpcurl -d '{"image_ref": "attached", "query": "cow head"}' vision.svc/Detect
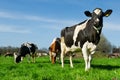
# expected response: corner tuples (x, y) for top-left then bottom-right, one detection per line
(84, 8), (112, 30)
(49, 45), (57, 64)
(14, 52), (22, 63)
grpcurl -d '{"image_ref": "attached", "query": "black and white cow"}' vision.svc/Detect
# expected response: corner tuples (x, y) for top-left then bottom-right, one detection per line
(14, 42), (38, 63)
(60, 8), (112, 71)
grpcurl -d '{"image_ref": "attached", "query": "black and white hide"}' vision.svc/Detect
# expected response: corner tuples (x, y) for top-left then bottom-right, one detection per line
(14, 42), (38, 63)
(60, 8), (112, 71)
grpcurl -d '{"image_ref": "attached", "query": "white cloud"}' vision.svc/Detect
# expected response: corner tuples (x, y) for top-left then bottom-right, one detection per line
(0, 11), (78, 33)
(31, 0), (81, 5)
(1, 11), (119, 32)
(0, 25), (31, 33)
(0, 12), (18, 19)
(0, 11), (77, 25)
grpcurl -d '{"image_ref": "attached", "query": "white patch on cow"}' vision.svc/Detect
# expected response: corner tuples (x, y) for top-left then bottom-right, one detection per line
(70, 45), (80, 52)
(23, 42), (32, 48)
(52, 52), (56, 57)
(21, 57), (23, 61)
(93, 26), (102, 34)
(82, 41), (97, 71)
(78, 41), (80, 47)
(94, 9), (101, 15)
(26, 43), (31, 48)
(70, 41), (81, 50)
(96, 18), (99, 22)
(14, 52), (17, 59)
(50, 38), (56, 45)
(73, 20), (89, 46)
(87, 42), (97, 53)
(82, 41), (97, 53)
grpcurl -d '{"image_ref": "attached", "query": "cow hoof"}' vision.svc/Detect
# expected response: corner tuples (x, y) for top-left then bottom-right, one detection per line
(85, 68), (90, 72)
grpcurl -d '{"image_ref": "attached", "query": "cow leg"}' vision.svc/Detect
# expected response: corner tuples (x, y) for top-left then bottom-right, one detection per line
(88, 44), (96, 69)
(54, 56), (56, 63)
(70, 53), (73, 68)
(82, 44), (89, 71)
(61, 37), (67, 68)
(61, 46), (66, 67)
(87, 51), (95, 69)
(27, 54), (31, 63)
(88, 54), (91, 69)
(14, 53), (17, 63)
(56, 52), (61, 63)
(32, 53), (35, 63)
(49, 51), (52, 61)
(21, 57), (23, 61)
(51, 55), (53, 63)
(51, 55), (54, 64)
(61, 51), (64, 67)
(51, 52), (56, 64)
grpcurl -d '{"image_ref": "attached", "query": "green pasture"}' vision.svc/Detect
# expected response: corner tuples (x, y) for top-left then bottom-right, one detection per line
(0, 55), (120, 80)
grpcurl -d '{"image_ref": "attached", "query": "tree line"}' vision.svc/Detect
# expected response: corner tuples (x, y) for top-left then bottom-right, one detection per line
(97, 34), (120, 53)
(0, 34), (119, 56)
(0, 46), (48, 56)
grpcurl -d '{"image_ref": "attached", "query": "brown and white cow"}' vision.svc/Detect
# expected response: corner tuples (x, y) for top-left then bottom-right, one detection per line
(60, 8), (112, 71)
(49, 38), (61, 64)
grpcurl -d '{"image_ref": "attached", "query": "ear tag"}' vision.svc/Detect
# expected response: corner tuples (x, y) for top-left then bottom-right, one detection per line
(105, 14), (109, 17)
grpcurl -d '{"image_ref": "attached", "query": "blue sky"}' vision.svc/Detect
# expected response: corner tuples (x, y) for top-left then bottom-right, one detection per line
(0, 0), (120, 49)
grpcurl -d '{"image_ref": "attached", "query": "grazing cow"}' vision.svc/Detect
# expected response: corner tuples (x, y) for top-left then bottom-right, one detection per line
(49, 38), (61, 64)
(60, 8), (112, 71)
(4, 52), (13, 57)
(14, 42), (38, 63)
(108, 53), (120, 58)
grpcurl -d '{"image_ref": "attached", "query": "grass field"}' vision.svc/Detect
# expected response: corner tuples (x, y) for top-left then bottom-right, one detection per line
(0, 55), (120, 80)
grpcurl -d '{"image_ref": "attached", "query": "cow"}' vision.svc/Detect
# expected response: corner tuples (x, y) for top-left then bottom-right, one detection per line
(4, 52), (13, 57)
(108, 53), (120, 58)
(49, 38), (61, 64)
(14, 42), (38, 63)
(60, 8), (112, 71)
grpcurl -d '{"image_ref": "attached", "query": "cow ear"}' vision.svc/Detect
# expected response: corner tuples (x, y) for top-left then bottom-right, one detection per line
(104, 9), (112, 17)
(84, 11), (92, 17)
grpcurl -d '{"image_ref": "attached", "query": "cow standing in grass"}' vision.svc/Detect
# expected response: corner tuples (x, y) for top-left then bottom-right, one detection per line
(49, 38), (61, 64)
(60, 8), (112, 71)
(14, 42), (38, 63)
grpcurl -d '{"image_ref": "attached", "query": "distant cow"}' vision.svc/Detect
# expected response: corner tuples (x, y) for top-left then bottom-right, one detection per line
(60, 8), (112, 71)
(49, 38), (61, 64)
(108, 53), (120, 58)
(14, 42), (38, 63)
(36, 52), (48, 57)
(4, 52), (13, 57)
